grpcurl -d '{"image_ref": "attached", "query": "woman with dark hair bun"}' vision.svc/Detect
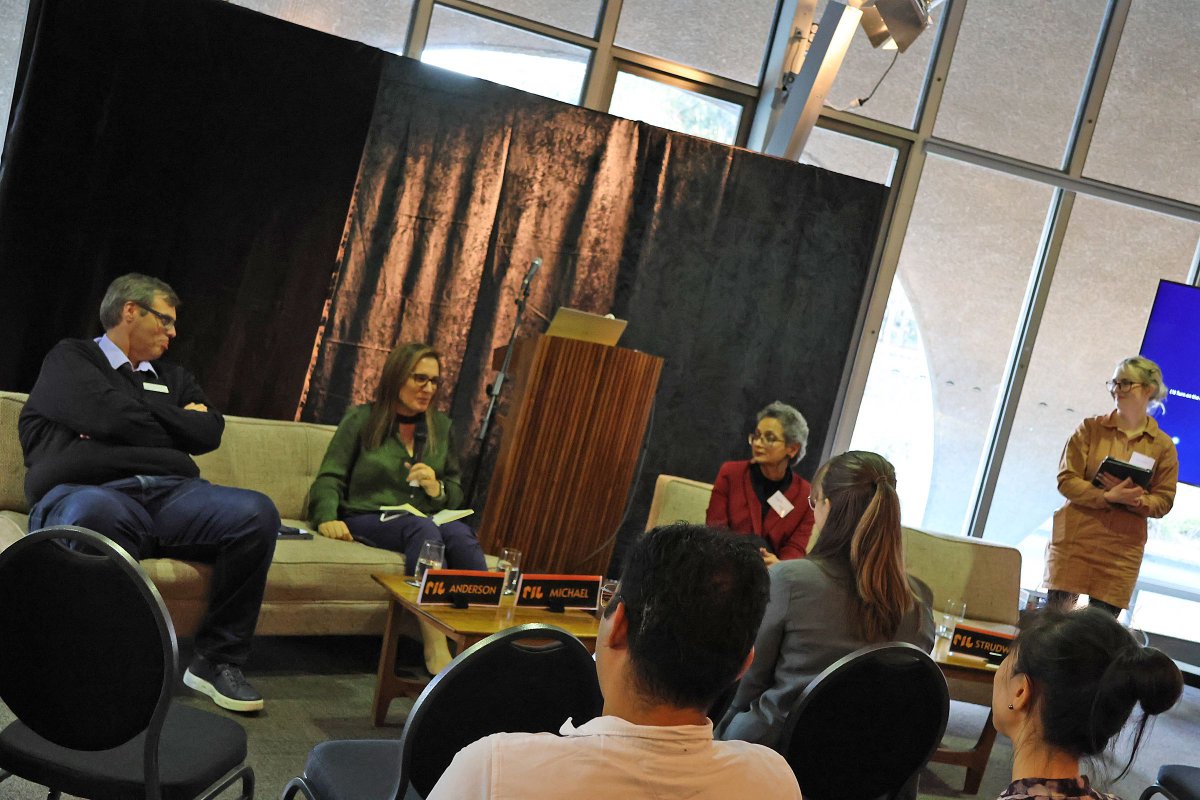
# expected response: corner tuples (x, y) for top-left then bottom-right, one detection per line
(992, 607), (1183, 800)
(716, 450), (934, 750)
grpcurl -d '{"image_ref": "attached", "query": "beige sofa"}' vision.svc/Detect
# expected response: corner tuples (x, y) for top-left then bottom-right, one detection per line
(0, 390), (408, 637)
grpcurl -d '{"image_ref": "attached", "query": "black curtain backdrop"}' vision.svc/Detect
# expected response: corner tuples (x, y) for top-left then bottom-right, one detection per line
(301, 59), (886, 567)
(0, 0), (886, 568)
(0, 0), (382, 413)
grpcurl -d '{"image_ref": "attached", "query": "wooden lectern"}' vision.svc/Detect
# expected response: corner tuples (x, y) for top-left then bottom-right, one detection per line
(478, 334), (662, 575)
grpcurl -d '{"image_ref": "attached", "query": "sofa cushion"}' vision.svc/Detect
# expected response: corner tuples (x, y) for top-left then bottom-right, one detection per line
(193, 415), (335, 522)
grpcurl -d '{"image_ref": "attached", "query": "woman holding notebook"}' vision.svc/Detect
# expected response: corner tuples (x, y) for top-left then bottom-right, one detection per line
(308, 342), (486, 672)
(308, 340), (485, 571)
(1047, 356), (1177, 615)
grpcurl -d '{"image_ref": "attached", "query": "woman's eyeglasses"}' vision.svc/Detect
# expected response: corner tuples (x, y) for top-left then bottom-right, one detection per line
(1106, 379), (1143, 393)
(409, 373), (441, 388)
(748, 432), (785, 447)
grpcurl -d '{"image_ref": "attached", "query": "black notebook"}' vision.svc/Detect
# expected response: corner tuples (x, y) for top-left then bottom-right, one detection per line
(1092, 457), (1153, 490)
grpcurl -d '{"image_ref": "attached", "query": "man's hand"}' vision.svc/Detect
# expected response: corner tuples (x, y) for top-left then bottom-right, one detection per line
(760, 548), (780, 567)
(318, 521), (353, 541)
(183, 402), (208, 412)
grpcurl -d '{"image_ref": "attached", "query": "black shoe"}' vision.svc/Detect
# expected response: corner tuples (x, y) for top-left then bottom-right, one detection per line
(184, 657), (264, 713)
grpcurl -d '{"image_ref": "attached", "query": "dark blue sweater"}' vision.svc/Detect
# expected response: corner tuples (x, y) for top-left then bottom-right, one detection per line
(18, 339), (225, 504)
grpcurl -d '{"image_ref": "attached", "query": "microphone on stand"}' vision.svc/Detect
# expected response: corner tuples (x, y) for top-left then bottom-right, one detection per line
(520, 257), (543, 295)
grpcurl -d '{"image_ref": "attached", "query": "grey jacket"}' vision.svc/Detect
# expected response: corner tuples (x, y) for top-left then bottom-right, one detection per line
(716, 557), (935, 749)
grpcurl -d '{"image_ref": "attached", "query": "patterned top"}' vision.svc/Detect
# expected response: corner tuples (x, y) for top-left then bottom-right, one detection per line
(999, 776), (1121, 800)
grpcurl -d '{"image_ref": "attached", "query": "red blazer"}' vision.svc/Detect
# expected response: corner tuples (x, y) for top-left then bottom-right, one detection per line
(706, 460), (815, 560)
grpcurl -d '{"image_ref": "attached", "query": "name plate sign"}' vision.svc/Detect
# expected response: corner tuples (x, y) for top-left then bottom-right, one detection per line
(516, 574), (603, 611)
(949, 623), (1015, 663)
(417, 569), (504, 606)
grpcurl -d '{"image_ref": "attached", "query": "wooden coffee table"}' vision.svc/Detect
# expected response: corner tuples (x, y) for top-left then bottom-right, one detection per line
(929, 635), (1003, 794)
(371, 574), (601, 725)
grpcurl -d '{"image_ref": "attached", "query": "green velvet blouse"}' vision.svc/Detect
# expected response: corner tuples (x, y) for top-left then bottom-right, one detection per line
(307, 403), (464, 526)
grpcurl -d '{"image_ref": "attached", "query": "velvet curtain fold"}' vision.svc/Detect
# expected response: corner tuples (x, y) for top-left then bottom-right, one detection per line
(300, 58), (888, 541)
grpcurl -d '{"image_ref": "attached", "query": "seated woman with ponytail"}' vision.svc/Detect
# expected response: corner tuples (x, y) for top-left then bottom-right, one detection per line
(715, 450), (935, 749)
(992, 607), (1183, 800)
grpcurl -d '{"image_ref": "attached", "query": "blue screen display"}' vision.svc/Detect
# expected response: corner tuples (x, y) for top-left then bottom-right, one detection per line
(1141, 280), (1200, 487)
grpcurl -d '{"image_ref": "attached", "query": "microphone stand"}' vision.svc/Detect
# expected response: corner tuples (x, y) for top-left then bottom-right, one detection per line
(466, 259), (540, 504)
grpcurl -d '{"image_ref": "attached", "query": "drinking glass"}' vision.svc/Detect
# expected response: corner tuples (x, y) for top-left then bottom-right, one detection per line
(496, 547), (522, 595)
(937, 598), (966, 640)
(407, 540), (445, 587)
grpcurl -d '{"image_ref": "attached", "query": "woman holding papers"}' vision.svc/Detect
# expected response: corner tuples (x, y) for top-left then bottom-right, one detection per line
(991, 607), (1182, 800)
(716, 451), (934, 752)
(308, 341), (485, 571)
(308, 342), (486, 673)
(1047, 356), (1177, 616)
(706, 401), (816, 564)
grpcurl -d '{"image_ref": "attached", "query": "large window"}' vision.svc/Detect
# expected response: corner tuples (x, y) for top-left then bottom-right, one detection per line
(229, 0), (413, 54)
(422, 6), (591, 104)
(850, 156), (1054, 536)
(0, 0), (29, 155)
(607, 68), (744, 144)
(935, 0), (1106, 165)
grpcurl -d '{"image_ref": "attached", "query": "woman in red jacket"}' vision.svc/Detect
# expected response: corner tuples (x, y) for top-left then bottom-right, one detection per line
(706, 401), (815, 564)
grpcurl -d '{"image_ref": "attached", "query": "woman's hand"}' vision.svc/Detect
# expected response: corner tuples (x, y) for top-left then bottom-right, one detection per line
(318, 520), (353, 541)
(760, 548), (780, 567)
(1101, 477), (1144, 507)
(404, 461), (443, 498)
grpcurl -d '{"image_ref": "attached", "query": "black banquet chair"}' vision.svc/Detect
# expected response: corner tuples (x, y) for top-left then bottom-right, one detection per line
(0, 526), (254, 800)
(781, 642), (949, 800)
(1140, 765), (1200, 800)
(282, 622), (602, 800)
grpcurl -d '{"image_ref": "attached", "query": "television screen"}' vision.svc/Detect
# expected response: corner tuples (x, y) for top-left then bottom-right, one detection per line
(1140, 279), (1200, 487)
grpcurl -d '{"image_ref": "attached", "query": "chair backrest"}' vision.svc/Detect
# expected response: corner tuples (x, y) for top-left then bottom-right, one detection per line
(902, 526), (1021, 625)
(782, 642), (949, 800)
(644, 474), (713, 531)
(397, 623), (603, 798)
(0, 527), (176, 793)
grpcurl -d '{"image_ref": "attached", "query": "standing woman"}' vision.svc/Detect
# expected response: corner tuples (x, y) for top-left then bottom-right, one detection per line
(706, 401), (816, 564)
(716, 451), (934, 750)
(308, 341), (486, 672)
(1047, 356), (1178, 616)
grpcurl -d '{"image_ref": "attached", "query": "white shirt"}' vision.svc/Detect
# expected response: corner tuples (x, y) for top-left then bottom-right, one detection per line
(427, 715), (802, 800)
(95, 334), (158, 376)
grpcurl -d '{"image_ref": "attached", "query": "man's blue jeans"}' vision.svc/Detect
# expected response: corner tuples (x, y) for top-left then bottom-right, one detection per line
(29, 475), (278, 665)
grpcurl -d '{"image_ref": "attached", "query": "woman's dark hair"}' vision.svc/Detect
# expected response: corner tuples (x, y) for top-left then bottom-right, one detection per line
(1012, 607), (1183, 779)
(806, 450), (914, 641)
(363, 342), (441, 451)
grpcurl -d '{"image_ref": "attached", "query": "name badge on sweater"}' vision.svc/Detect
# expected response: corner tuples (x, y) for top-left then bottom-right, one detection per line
(142, 382), (169, 393)
(767, 491), (794, 518)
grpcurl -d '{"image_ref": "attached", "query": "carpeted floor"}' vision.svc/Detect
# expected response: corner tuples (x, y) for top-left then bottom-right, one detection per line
(0, 635), (1195, 799)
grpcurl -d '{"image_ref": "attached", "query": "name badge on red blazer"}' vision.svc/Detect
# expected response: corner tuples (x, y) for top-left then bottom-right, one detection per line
(767, 491), (794, 518)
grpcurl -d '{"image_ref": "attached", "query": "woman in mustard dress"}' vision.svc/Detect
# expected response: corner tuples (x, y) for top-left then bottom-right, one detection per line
(1046, 356), (1178, 615)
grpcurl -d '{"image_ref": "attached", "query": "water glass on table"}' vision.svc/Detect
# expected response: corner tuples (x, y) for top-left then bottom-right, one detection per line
(407, 540), (445, 587)
(496, 547), (522, 595)
(937, 598), (966, 640)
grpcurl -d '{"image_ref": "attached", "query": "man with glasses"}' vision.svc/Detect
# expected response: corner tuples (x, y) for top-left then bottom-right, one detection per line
(18, 273), (278, 712)
(428, 524), (802, 799)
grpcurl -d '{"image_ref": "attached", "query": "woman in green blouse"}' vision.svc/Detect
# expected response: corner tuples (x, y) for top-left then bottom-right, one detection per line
(308, 342), (486, 672)
(308, 341), (485, 571)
